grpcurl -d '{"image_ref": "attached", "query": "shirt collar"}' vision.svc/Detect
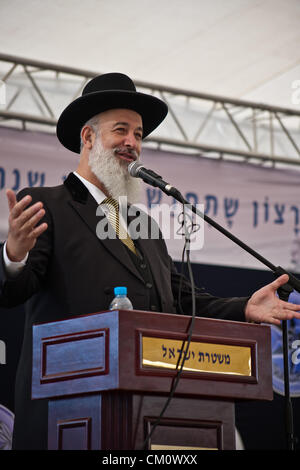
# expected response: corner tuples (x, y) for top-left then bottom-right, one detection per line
(73, 171), (107, 205)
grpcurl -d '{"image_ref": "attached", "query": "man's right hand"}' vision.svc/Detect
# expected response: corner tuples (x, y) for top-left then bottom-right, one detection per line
(5, 189), (48, 262)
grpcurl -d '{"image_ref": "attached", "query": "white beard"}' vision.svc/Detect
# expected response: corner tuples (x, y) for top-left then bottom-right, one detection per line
(88, 136), (141, 204)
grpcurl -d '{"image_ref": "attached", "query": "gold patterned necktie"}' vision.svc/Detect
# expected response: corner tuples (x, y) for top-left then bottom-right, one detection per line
(102, 197), (137, 255)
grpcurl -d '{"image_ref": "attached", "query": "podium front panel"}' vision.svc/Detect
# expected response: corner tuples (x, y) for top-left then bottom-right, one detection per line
(32, 309), (272, 401)
(32, 309), (273, 450)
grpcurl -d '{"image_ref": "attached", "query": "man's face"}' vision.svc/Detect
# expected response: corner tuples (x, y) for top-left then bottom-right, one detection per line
(87, 108), (143, 203)
(97, 108), (143, 164)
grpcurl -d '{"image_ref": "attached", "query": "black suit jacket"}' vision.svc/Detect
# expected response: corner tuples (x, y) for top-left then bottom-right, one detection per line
(0, 173), (248, 449)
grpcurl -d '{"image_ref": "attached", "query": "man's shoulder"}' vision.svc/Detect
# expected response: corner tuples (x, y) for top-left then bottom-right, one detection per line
(17, 181), (67, 203)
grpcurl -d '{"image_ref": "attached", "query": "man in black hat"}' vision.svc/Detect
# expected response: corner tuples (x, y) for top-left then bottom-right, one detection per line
(1, 73), (300, 449)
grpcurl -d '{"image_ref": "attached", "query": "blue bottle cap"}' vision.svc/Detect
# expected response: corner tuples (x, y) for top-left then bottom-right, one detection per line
(114, 286), (127, 295)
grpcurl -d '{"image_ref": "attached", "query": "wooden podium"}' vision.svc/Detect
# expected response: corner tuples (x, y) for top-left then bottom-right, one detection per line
(32, 310), (273, 450)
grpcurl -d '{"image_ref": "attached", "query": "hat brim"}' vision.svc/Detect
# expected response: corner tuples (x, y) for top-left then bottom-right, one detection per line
(56, 89), (168, 154)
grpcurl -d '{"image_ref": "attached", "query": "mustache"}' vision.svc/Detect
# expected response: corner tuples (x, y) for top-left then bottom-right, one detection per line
(113, 146), (139, 159)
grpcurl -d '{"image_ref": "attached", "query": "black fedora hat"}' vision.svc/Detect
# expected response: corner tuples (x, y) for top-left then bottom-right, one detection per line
(56, 72), (168, 154)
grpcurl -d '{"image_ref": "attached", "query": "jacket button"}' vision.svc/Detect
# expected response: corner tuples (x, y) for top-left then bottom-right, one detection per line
(145, 282), (152, 289)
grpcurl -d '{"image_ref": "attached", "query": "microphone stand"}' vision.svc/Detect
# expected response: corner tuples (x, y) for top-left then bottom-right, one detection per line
(161, 185), (298, 450)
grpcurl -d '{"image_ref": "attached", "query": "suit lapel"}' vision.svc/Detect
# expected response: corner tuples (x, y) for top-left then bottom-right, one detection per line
(64, 173), (144, 283)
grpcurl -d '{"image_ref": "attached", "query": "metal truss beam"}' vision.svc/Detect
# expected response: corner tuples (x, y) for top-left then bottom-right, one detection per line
(0, 53), (300, 167)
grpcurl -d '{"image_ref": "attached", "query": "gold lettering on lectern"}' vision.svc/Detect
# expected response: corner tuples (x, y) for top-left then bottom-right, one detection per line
(142, 336), (252, 376)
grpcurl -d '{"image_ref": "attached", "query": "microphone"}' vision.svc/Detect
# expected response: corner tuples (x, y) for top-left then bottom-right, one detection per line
(128, 161), (181, 198)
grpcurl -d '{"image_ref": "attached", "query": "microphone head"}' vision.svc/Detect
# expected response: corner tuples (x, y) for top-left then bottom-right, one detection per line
(128, 160), (144, 177)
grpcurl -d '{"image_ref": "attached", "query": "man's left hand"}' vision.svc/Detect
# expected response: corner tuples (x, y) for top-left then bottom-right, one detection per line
(245, 274), (300, 325)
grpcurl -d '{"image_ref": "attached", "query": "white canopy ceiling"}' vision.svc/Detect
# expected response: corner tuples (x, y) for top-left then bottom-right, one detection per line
(1, 0), (300, 109)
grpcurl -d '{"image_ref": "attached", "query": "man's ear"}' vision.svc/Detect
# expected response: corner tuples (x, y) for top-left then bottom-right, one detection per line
(81, 125), (95, 149)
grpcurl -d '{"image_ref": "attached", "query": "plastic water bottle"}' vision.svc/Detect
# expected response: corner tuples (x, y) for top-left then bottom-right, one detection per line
(109, 286), (133, 310)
